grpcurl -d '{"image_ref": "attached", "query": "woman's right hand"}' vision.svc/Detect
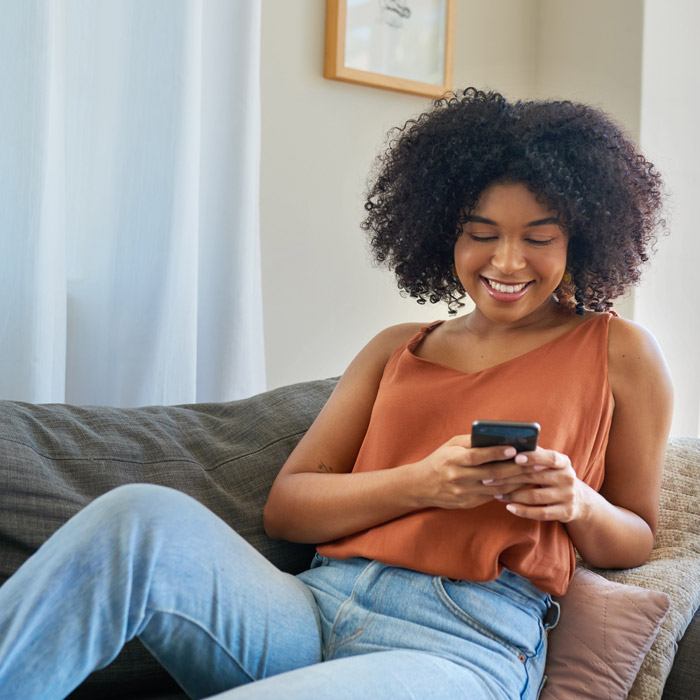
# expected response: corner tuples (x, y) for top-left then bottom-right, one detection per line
(265, 323), (540, 543)
(411, 436), (534, 510)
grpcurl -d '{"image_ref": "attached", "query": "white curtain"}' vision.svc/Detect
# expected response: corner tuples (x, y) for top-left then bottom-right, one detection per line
(0, 0), (264, 407)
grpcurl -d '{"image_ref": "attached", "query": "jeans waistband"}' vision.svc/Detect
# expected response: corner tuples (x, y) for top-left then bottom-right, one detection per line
(311, 555), (561, 630)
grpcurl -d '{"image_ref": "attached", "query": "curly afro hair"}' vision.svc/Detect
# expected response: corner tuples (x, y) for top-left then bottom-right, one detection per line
(363, 88), (664, 314)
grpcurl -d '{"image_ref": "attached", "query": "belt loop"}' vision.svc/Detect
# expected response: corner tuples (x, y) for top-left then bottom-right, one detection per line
(544, 598), (561, 631)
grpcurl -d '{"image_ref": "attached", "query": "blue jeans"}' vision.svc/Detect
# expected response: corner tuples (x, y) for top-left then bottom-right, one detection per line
(0, 485), (559, 699)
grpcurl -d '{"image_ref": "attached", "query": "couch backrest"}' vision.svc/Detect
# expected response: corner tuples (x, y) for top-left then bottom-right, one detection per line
(0, 378), (339, 587)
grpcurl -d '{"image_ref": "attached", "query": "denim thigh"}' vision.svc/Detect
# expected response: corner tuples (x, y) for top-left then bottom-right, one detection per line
(298, 555), (558, 700)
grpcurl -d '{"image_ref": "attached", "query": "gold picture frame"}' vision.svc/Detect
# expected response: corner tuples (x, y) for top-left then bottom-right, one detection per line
(324, 0), (456, 98)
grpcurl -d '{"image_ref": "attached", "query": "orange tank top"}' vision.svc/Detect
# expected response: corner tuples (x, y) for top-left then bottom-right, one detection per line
(318, 313), (615, 595)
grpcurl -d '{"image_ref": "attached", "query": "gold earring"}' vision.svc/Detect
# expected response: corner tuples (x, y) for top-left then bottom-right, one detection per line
(556, 269), (576, 312)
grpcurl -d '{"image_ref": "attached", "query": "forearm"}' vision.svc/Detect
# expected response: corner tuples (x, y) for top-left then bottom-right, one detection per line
(266, 439), (534, 543)
(263, 465), (423, 543)
(566, 482), (655, 569)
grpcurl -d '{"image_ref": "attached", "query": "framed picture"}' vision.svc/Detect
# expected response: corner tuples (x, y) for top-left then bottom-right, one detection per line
(324, 0), (456, 98)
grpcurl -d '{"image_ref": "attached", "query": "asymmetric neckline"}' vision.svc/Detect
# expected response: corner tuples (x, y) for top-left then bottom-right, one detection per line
(408, 313), (610, 378)
(319, 306), (615, 595)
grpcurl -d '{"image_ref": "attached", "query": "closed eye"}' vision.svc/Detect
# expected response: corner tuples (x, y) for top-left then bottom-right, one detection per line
(469, 234), (497, 242)
(526, 238), (555, 246)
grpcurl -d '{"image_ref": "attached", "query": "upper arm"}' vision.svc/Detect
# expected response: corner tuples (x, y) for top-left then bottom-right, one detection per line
(603, 317), (674, 534)
(277, 323), (424, 479)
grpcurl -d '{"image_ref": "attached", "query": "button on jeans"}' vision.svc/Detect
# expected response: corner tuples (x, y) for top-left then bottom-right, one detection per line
(0, 484), (559, 700)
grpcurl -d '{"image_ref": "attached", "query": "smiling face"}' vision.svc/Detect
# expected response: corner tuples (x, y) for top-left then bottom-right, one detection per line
(454, 182), (568, 327)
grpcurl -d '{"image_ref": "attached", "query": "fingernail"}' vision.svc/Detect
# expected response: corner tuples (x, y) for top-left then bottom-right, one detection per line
(493, 494), (504, 500)
(503, 447), (516, 458)
(482, 479), (495, 485)
(533, 465), (547, 471)
(506, 504), (518, 514)
(515, 454), (527, 464)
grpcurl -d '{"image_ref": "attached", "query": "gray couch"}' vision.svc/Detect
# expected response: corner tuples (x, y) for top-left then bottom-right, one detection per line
(0, 378), (697, 700)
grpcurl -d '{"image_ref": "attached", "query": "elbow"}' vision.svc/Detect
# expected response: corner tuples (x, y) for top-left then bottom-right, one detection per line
(263, 487), (298, 541)
(262, 499), (284, 540)
(584, 528), (655, 570)
(632, 530), (656, 568)
(622, 517), (657, 568)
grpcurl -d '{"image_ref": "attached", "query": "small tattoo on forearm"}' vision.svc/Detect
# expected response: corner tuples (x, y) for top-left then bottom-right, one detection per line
(316, 462), (333, 473)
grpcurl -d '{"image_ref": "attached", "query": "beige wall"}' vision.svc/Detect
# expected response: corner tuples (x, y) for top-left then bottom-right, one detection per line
(533, 0), (644, 321)
(261, 0), (434, 390)
(260, 0), (647, 390)
(534, 0), (643, 136)
(636, 0), (700, 436)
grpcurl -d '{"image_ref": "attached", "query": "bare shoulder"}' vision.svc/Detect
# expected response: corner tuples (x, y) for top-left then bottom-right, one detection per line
(607, 315), (673, 403)
(352, 322), (427, 369)
(327, 321), (428, 403)
(608, 315), (669, 375)
(372, 321), (428, 348)
(608, 314), (661, 354)
(278, 321), (428, 477)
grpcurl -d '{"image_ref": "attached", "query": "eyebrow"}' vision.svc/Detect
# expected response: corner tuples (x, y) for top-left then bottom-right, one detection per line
(465, 215), (561, 227)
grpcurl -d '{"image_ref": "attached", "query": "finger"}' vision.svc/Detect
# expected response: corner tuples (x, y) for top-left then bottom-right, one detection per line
(446, 434), (472, 448)
(504, 503), (564, 521)
(479, 459), (539, 485)
(512, 448), (570, 470)
(462, 445), (517, 466)
(481, 473), (530, 489)
(502, 485), (567, 505)
(485, 466), (567, 488)
(485, 481), (532, 497)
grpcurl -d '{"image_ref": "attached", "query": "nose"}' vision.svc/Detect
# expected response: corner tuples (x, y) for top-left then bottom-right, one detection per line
(491, 239), (526, 275)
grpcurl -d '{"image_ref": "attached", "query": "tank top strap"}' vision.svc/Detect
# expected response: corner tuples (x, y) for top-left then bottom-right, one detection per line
(407, 320), (444, 352)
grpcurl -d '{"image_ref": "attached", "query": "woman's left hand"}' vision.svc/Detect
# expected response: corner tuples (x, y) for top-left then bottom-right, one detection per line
(484, 447), (587, 523)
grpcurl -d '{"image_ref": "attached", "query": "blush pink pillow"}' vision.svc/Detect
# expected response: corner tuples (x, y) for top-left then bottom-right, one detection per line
(542, 567), (670, 700)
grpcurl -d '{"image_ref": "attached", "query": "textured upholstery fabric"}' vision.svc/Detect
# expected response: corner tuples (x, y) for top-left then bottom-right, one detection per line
(661, 607), (700, 700)
(0, 380), (336, 697)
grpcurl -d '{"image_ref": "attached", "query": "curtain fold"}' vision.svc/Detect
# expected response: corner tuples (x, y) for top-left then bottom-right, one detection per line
(0, 0), (264, 406)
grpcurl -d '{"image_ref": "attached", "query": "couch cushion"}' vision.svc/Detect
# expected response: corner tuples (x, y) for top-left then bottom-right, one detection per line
(583, 436), (700, 700)
(0, 378), (337, 697)
(543, 568), (669, 700)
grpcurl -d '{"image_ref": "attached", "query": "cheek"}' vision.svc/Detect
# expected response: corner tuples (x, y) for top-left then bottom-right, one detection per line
(552, 250), (569, 276)
(454, 238), (484, 270)
(453, 235), (467, 260)
(536, 244), (568, 277)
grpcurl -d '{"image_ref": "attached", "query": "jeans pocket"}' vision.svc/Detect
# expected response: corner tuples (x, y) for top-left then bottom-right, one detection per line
(433, 577), (542, 661)
(310, 552), (329, 569)
(543, 599), (560, 632)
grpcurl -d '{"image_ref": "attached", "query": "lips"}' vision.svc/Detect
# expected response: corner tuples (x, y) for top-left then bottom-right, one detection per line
(481, 276), (533, 301)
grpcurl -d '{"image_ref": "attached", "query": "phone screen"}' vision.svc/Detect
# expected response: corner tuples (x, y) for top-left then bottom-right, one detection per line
(471, 420), (540, 452)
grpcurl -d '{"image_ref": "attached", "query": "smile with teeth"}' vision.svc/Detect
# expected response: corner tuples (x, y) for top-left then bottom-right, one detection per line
(483, 277), (531, 294)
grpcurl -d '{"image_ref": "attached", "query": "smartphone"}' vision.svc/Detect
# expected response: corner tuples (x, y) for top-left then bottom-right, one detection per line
(471, 420), (540, 452)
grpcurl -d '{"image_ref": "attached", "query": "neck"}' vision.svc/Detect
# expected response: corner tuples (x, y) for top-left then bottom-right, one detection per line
(464, 297), (567, 338)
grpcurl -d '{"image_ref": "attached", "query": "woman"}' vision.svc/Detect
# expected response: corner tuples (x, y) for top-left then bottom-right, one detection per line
(0, 89), (672, 700)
